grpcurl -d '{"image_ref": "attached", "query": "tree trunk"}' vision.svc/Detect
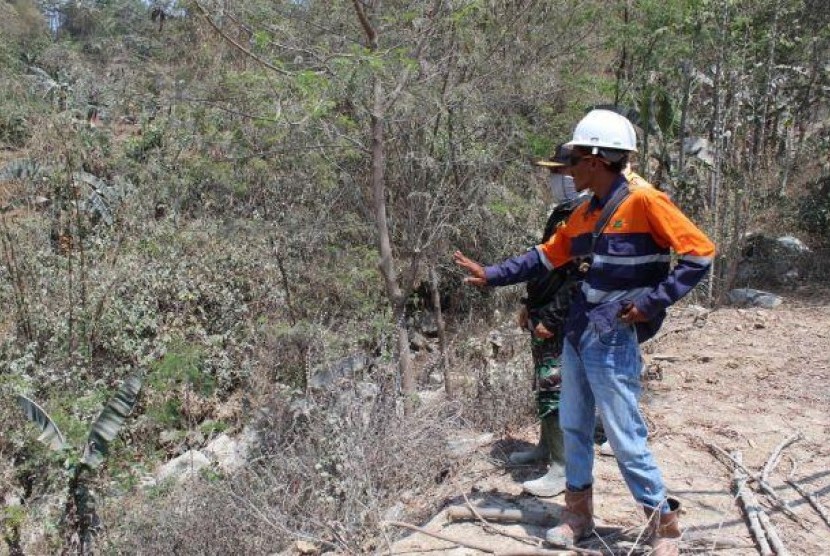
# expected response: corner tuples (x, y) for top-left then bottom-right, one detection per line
(355, 0), (416, 413)
(429, 266), (451, 398)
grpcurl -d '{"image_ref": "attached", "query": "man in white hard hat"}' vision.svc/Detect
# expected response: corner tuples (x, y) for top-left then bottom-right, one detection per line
(456, 109), (715, 556)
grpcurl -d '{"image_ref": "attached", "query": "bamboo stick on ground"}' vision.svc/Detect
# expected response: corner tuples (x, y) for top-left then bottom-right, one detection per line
(447, 505), (553, 525)
(757, 511), (790, 556)
(732, 451), (773, 556)
(383, 520), (599, 555)
(460, 491), (542, 547)
(707, 441), (800, 523)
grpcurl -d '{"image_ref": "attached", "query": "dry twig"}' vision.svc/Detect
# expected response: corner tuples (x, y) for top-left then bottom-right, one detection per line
(786, 479), (830, 529)
(762, 433), (802, 484)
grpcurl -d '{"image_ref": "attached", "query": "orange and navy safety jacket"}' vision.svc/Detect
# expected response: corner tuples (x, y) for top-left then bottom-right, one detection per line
(483, 174), (715, 345)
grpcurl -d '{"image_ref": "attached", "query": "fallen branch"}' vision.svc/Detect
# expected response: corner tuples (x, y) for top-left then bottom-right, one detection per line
(706, 441), (800, 523)
(757, 511), (790, 556)
(733, 451), (773, 556)
(787, 479), (830, 529)
(762, 433), (802, 484)
(383, 520), (595, 555)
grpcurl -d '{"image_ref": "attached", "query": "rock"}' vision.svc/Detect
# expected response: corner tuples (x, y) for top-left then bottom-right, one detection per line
(382, 501), (406, 522)
(684, 304), (710, 318)
(738, 233), (810, 286)
(683, 136), (714, 165)
(447, 433), (494, 457)
(186, 430), (205, 447)
(159, 429), (182, 445)
(203, 433), (248, 473)
(776, 235), (810, 253)
(308, 354), (372, 389)
(156, 450), (210, 483)
(295, 540), (319, 555)
(411, 311), (439, 337)
(727, 288), (783, 309)
(409, 331), (429, 351)
(4, 490), (22, 507)
(487, 330), (504, 348)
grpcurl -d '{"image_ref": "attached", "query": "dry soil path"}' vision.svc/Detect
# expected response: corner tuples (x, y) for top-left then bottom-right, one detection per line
(389, 296), (830, 555)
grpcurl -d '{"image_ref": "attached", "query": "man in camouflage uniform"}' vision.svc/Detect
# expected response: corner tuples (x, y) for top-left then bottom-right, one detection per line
(455, 144), (584, 497)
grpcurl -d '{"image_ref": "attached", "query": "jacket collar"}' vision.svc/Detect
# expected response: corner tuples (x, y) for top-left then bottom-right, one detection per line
(588, 174), (628, 212)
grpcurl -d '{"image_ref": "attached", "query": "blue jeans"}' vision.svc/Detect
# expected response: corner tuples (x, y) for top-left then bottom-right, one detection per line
(559, 320), (668, 511)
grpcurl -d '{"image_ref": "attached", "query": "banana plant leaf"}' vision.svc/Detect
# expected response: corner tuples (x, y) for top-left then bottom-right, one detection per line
(82, 377), (141, 469)
(16, 395), (67, 451)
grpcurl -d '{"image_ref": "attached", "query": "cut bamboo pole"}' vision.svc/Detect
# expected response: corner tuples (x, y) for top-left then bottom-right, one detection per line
(733, 451), (773, 556)
(707, 441), (800, 522)
(447, 505), (553, 525)
(757, 511), (790, 556)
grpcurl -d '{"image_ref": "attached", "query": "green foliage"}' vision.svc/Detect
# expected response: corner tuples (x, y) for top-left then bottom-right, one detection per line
(798, 177), (830, 240)
(527, 133), (555, 159)
(125, 126), (163, 162)
(149, 342), (213, 397)
(14, 378), (142, 553)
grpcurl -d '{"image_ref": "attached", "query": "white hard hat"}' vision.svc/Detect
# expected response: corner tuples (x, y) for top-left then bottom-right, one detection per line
(565, 109), (638, 153)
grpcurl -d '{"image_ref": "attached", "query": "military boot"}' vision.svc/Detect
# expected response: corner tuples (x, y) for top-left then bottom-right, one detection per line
(545, 487), (594, 547)
(508, 418), (549, 465)
(521, 416), (566, 497)
(643, 498), (681, 556)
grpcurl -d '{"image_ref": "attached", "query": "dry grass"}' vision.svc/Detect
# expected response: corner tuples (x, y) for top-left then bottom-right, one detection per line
(99, 372), (460, 555)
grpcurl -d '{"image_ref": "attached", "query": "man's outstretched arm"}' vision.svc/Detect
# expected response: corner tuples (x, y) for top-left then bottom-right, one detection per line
(454, 249), (548, 288)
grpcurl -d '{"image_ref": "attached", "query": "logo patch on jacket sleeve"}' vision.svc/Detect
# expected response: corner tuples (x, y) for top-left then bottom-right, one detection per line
(612, 219), (625, 229)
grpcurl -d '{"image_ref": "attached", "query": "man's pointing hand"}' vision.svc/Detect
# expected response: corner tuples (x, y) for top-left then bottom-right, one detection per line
(453, 250), (488, 288)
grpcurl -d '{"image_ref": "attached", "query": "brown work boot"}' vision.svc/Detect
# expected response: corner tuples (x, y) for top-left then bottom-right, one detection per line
(545, 487), (594, 547)
(643, 498), (681, 556)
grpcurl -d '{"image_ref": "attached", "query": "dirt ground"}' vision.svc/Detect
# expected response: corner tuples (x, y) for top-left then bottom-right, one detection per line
(389, 290), (830, 555)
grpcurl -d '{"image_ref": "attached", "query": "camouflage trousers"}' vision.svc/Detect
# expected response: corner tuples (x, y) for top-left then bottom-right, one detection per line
(530, 332), (564, 419)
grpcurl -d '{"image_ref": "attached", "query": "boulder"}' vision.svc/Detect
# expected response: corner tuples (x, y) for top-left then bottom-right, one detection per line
(203, 433), (248, 473)
(727, 288), (783, 309)
(156, 450), (210, 483)
(447, 433), (494, 457)
(776, 235), (810, 253)
(738, 233), (810, 286)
